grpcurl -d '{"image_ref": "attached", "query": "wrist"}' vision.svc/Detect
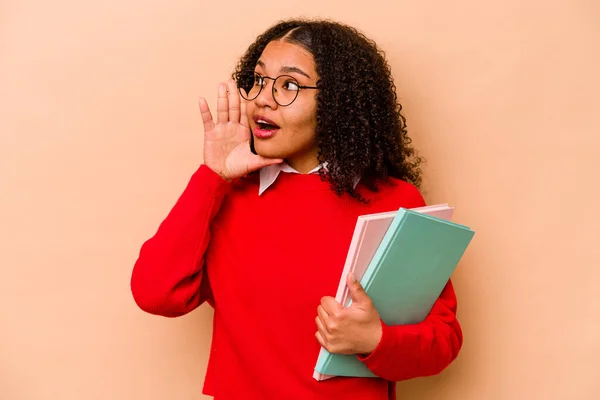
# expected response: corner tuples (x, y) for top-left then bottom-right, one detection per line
(360, 320), (383, 355)
(205, 164), (231, 182)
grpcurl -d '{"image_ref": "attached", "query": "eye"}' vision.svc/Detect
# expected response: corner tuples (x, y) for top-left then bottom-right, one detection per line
(282, 80), (300, 91)
(254, 74), (266, 87)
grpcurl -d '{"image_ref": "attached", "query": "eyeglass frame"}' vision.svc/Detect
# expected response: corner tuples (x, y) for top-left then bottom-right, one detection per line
(235, 71), (319, 107)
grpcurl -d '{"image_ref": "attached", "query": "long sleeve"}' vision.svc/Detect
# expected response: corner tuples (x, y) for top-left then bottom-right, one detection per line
(357, 280), (463, 381)
(130, 164), (231, 317)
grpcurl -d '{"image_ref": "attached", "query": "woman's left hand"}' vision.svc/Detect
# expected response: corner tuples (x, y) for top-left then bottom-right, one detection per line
(315, 273), (383, 356)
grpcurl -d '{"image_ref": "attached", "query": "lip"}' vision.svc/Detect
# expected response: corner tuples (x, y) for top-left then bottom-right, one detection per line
(252, 115), (279, 126)
(252, 115), (280, 139)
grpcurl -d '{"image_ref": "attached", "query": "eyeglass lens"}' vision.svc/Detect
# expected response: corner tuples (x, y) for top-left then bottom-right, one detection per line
(237, 71), (300, 106)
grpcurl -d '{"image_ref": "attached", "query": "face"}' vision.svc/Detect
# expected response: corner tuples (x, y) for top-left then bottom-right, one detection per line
(245, 40), (319, 173)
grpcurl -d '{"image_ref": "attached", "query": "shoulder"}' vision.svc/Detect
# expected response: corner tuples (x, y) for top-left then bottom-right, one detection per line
(361, 176), (426, 210)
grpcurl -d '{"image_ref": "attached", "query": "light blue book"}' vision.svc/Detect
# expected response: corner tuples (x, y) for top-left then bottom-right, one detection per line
(314, 207), (475, 378)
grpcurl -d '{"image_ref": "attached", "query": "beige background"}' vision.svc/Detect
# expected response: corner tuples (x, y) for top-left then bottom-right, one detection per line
(2, 0), (599, 399)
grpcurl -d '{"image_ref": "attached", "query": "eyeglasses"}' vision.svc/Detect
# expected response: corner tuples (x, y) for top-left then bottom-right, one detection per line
(235, 70), (318, 107)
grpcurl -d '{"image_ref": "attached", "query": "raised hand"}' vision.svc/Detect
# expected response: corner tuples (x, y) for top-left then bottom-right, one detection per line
(199, 79), (283, 181)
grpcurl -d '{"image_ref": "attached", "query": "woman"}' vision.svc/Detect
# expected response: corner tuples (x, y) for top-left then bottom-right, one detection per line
(131, 18), (462, 400)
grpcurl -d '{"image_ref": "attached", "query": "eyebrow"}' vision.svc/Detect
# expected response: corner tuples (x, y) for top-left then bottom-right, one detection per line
(256, 60), (311, 79)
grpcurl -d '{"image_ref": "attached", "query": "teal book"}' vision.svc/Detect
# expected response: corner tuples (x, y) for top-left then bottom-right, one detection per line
(313, 207), (475, 379)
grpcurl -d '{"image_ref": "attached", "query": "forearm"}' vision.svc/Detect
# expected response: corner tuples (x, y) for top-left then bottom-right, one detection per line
(358, 280), (463, 381)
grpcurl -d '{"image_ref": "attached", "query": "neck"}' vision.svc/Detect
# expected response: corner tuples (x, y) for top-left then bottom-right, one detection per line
(286, 157), (320, 174)
(286, 147), (320, 174)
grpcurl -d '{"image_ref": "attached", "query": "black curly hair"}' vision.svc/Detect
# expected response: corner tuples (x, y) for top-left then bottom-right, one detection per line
(232, 18), (423, 201)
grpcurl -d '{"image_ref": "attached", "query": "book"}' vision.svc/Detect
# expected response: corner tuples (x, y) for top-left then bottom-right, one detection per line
(332, 204), (455, 311)
(313, 204), (455, 381)
(313, 205), (474, 380)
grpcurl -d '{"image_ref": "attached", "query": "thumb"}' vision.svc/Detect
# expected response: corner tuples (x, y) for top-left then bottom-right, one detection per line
(243, 142), (283, 171)
(346, 272), (368, 305)
(247, 153), (284, 171)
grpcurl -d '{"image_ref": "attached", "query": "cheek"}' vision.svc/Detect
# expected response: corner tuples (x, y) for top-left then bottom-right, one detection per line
(283, 105), (317, 135)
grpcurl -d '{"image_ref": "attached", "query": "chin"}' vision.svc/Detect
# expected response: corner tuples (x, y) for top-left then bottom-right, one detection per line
(253, 140), (287, 159)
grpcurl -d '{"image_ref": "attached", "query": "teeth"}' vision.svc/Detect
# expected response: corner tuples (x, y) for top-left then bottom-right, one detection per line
(258, 119), (269, 124)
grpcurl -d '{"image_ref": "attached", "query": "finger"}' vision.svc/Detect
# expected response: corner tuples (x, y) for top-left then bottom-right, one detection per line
(321, 296), (343, 316)
(318, 306), (337, 334)
(317, 305), (330, 327)
(315, 316), (329, 336)
(198, 97), (215, 133)
(216, 82), (229, 124)
(245, 151), (283, 172)
(227, 79), (240, 123)
(347, 272), (367, 304)
(239, 89), (250, 128)
(315, 331), (327, 349)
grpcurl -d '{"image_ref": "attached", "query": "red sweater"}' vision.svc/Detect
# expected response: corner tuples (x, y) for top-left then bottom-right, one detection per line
(130, 164), (463, 400)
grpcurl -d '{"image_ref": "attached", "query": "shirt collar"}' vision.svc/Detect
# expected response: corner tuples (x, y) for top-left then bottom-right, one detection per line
(258, 161), (360, 195)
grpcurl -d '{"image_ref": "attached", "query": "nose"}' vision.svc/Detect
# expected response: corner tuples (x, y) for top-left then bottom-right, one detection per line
(254, 79), (278, 109)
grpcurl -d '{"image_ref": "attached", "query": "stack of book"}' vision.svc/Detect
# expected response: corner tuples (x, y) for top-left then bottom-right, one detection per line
(313, 204), (475, 380)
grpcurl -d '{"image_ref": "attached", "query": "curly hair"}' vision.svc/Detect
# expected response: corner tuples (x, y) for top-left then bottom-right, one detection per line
(232, 18), (423, 201)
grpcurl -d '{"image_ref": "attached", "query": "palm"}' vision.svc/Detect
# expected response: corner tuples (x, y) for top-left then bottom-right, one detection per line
(199, 79), (282, 181)
(203, 121), (250, 177)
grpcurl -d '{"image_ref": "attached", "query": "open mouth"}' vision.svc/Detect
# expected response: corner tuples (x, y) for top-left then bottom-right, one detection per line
(253, 116), (280, 138)
(256, 121), (280, 130)
(255, 117), (280, 130)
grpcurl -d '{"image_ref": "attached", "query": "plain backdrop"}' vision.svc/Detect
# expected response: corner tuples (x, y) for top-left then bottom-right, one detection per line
(1, 0), (599, 399)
